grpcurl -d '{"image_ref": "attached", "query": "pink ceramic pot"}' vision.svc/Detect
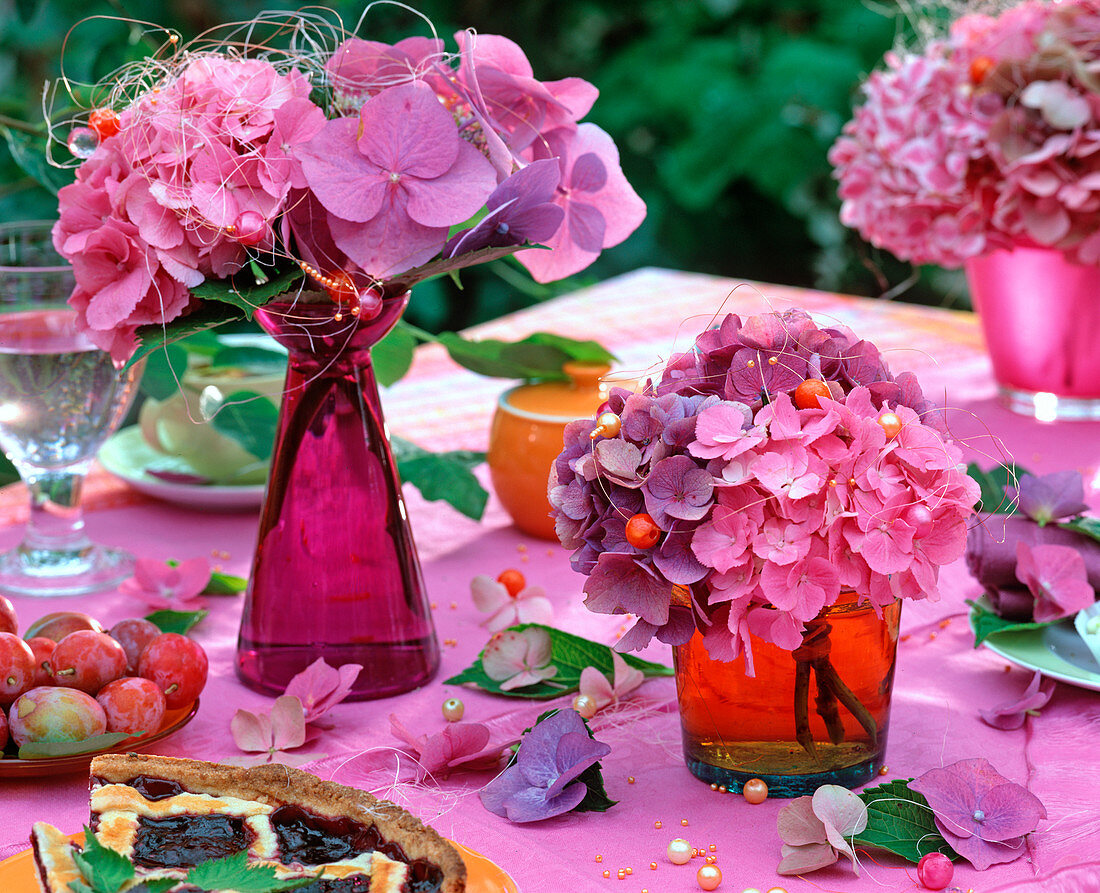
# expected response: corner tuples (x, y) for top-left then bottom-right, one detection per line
(965, 245), (1100, 420)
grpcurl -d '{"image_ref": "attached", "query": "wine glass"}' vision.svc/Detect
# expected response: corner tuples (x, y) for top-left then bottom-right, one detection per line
(0, 221), (143, 596)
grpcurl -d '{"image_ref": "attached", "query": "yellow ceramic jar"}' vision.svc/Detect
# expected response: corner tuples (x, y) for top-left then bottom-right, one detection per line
(488, 362), (620, 540)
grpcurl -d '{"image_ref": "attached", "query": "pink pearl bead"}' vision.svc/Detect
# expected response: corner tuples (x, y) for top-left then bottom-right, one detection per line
(917, 852), (953, 890)
(907, 504), (935, 537)
(357, 287), (383, 320)
(233, 210), (267, 246)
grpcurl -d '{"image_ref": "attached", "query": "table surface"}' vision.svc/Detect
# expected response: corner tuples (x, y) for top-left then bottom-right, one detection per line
(2, 267), (1099, 893)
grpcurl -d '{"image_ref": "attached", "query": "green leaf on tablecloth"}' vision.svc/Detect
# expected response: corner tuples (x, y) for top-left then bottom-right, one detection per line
(1060, 516), (1100, 545)
(145, 609), (208, 635)
(444, 623), (674, 698)
(185, 850), (318, 891)
(209, 390), (280, 462)
(521, 332), (617, 366)
(70, 825), (135, 893)
(391, 435), (488, 520)
(139, 342), (190, 400)
(436, 331), (615, 381)
(205, 571), (248, 595)
(374, 325), (419, 387)
(967, 462), (1029, 515)
(855, 780), (957, 863)
(18, 733), (133, 759)
(967, 599), (1056, 647)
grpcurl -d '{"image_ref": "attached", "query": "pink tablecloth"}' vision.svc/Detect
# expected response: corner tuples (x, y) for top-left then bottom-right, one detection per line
(2, 268), (1099, 892)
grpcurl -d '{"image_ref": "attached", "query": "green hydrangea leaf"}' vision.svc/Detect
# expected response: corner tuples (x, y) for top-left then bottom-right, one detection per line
(209, 389), (280, 462)
(390, 436), (488, 520)
(967, 599), (1056, 648)
(444, 623), (673, 698)
(855, 780), (957, 863)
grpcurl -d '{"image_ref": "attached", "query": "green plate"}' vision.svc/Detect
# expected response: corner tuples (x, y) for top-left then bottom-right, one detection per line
(970, 599), (1100, 691)
(99, 427), (265, 511)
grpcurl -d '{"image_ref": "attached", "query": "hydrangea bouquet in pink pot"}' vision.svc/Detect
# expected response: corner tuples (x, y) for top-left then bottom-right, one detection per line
(830, 0), (1100, 420)
(51, 11), (645, 699)
(550, 309), (977, 795)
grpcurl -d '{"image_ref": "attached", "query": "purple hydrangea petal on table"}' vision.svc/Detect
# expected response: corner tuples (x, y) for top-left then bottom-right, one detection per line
(442, 158), (564, 257)
(1015, 471), (1090, 525)
(979, 670), (1056, 730)
(283, 658), (363, 724)
(479, 708), (611, 823)
(1014, 542), (1096, 623)
(910, 758), (1046, 870)
(965, 513), (1100, 595)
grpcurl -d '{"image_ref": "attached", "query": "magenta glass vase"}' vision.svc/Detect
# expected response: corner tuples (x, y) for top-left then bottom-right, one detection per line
(965, 245), (1100, 421)
(235, 292), (440, 699)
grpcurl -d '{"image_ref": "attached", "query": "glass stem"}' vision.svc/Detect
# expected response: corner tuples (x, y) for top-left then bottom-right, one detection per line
(18, 464), (92, 557)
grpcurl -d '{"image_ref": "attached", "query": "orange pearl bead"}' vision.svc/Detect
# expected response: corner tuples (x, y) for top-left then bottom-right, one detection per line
(878, 412), (902, 439)
(697, 864), (722, 891)
(743, 778), (769, 804)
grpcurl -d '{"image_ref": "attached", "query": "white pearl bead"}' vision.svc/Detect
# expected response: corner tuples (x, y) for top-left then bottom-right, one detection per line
(441, 698), (464, 722)
(667, 838), (692, 865)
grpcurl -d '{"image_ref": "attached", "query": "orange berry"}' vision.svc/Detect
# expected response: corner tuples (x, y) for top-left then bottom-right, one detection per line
(970, 55), (995, 84)
(496, 568), (526, 597)
(793, 378), (831, 410)
(624, 513), (661, 549)
(878, 412), (902, 439)
(88, 108), (121, 139)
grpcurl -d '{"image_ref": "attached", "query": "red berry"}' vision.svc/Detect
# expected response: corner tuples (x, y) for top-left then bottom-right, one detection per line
(96, 677), (167, 736)
(917, 852), (954, 890)
(50, 630), (127, 694)
(357, 287), (383, 321)
(0, 708), (7, 748)
(969, 55), (994, 85)
(88, 108), (120, 139)
(496, 569), (526, 598)
(878, 411), (902, 439)
(0, 595), (16, 635)
(0, 632), (35, 705)
(625, 513), (661, 549)
(108, 617), (161, 675)
(139, 633), (208, 709)
(794, 378), (831, 410)
(25, 637), (56, 688)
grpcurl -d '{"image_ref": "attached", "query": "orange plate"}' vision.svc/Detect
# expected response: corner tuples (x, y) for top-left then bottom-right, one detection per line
(0, 700), (199, 778)
(0, 833), (518, 892)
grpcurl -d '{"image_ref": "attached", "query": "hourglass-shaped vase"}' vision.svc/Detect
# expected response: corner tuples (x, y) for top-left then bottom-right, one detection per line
(235, 291), (440, 699)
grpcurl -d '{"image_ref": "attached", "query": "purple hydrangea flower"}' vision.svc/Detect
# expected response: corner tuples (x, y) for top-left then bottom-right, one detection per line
(479, 708), (611, 823)
(1015, 471), (1089, 525)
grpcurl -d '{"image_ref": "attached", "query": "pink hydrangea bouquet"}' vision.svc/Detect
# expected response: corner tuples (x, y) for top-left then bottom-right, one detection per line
(549, 309), (979, 670)
(830, 0), (1100, 269)
(51, 13), (645, 365)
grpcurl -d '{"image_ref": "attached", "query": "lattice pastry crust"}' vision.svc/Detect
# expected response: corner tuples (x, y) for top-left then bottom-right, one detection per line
(30, 753), (466, 893)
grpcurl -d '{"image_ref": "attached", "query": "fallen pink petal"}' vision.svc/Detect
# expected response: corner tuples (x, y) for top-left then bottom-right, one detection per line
(979, 671), (1056, 730)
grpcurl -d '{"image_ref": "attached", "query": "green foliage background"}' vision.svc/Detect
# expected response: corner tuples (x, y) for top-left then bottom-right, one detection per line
(0, 0), (969, 334)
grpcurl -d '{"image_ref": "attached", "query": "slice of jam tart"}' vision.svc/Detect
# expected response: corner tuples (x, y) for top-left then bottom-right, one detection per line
(31, 754), (466, 893)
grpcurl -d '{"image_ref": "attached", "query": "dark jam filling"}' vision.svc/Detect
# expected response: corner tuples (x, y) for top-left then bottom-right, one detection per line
(295, 877), (372, 893)
(127, 775), (188, 801)
(132, 814), (249, 868)
(270, 806), (443, 893)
